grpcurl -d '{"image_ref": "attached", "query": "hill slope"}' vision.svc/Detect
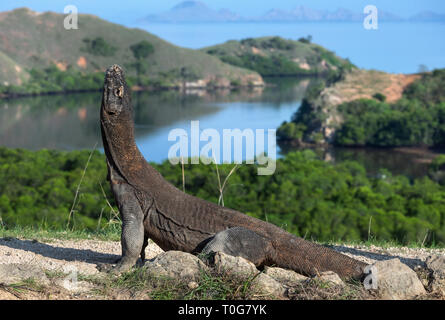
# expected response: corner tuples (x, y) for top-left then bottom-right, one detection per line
(201, 36), (355, 77)
(276, 68), (445, 146)
(0, 8), (262, 91)
(0, 51), (29, 85)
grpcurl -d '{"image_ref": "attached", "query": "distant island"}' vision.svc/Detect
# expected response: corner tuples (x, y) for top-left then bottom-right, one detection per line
(140, 1), (445, 24)
(201, 36), (354, 77)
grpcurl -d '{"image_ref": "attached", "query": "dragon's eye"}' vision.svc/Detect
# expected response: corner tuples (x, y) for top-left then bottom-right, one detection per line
(114, 86), (124, 98)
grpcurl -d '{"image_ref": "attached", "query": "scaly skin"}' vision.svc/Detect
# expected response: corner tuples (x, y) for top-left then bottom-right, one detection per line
(100, 65), (367, 279)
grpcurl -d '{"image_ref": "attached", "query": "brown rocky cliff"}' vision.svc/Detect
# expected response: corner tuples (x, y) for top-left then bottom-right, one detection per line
(307, 69), (421, 143)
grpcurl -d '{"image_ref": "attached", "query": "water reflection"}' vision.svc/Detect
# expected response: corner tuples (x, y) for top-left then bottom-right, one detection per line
(0, 93), (101, 150)
(2, 77), (439, 177)
(0, 78), (309, 162)
(279, 144), (442, 179)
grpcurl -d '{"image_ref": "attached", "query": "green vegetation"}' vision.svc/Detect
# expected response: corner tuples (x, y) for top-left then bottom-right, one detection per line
(100, 268), (264, 300)
(428, 155), (445, 186)
(220, 54), (309, 77)
(129, 40), (155, 85)
(203, 36), (355, 77)
(0, 148), (111, 230)
(373, 92), (387, 102)
(1, 147), (445, 246)
(81, 37), (117, 57)
(298, 35), (313, 44)
(278, 69), (445, 147)
(3, 259), (368, 300)
(0, 65), (104, 96)
(0, 225), (120, 242)
(334, 69), (445, 147)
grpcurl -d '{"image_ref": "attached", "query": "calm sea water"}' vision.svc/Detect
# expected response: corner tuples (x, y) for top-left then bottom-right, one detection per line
(139, 22), (445, 74)
(1, 22), (444, 177)
(0, 77), (440, 178)
(0, 78), (305, 163)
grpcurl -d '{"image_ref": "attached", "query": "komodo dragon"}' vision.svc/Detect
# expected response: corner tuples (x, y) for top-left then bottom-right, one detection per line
(100, 64), (368, 279)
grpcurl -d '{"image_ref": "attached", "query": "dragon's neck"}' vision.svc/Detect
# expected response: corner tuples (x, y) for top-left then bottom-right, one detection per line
(101, 110), (172, 195)
(101, 116), (146, 180)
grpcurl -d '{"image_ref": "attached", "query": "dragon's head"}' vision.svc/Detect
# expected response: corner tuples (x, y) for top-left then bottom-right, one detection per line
(101, 64), (132, 123)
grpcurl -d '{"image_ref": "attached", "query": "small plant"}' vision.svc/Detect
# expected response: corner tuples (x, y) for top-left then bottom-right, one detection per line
(81, 37), (117, 57)
(298, 35), (313, 44)
(129, 41), (155, 86)
(373, 92), (386, 102)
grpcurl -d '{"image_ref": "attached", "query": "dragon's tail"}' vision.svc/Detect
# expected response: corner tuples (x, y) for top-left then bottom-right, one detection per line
(269, 232), (367, 279)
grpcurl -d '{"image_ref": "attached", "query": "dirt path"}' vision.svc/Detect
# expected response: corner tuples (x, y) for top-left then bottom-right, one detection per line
(1, 237), (443, 276)
(0, 237), (164, 276)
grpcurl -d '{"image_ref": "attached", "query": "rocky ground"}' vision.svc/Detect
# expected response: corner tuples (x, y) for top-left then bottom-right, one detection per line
(0, 237), (444, 300)
(301, 69), (422, 143)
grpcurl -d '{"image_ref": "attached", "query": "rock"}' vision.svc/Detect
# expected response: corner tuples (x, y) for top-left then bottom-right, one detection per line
(187, 281), (199, 290)
(425, 255), (445, 295)
(314, 271), (345, 287)
(144, 251), (208, 281)
(253, 273), (287, 298)
(264, 267), (308, 286)
(54, 279), (95, 293)
(210, 252), (257, 276)
(0, 263), (49, 285)
(207, 252), (286, 298)
(367, 259), (426, 300)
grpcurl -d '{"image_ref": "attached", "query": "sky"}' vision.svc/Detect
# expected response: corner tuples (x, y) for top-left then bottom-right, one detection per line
(1, 0), (444, 26)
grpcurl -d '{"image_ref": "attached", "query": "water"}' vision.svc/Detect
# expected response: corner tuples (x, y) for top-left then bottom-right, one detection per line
(139, 22), (445, 74)
(2, 21), (444, 177)
(0, 78), (306, 163)
(0, 77), (441, 178)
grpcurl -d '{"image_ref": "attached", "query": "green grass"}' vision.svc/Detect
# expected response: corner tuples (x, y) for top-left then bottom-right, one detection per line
(84, 266), (273, 300)
(324, 238), (445, 250)
(0, 224), (121, 242)
(3, 222), (442, 252)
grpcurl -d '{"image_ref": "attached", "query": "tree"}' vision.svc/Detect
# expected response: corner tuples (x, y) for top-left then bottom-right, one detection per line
(82, 37), (117, 56)
(418, 64), (429, 73)
(130, 41), (155, 85)
(298, 35), (312, 44)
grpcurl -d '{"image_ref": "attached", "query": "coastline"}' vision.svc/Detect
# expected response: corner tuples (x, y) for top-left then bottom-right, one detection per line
(0, 82), (266, 100)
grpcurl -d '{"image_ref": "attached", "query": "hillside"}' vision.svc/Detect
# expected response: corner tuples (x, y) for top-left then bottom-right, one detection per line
(0, 8), (263, 94)
(277, 68), (425, 145)
(201, 36), (355, 77)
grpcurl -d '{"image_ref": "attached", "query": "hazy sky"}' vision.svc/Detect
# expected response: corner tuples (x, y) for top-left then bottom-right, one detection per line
(1, 0), (444, 25)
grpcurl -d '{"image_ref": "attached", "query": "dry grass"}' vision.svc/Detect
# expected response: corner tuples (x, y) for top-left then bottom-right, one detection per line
(1, 266), (444, 300)
(287, 279), (373, 300)
(321, 69), (421, 107)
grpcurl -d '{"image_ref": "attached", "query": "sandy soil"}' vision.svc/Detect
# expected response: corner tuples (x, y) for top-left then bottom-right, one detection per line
(0, 237), (444, 300)
(0, 237), (443, 276)
(0, 237), (163, 276)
